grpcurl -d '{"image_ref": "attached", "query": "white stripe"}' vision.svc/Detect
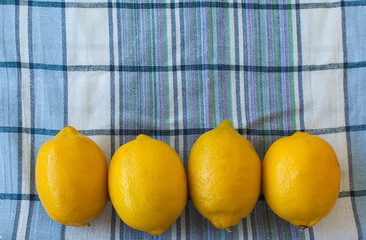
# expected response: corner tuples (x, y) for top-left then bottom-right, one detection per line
(304, 227), (311, 240)
(21, 133), (31, 194)
(21, 67), (31, 130)
(229, 5), (238, 128)
(114, 215), (120, 240)
(238, 219), (244, 239)
(65, 202), (112, 240)
(19, 6), (29, 63)
(237, 7), (246, 128)
(166, 5), (178, 239)
(173, 7), (186, 240)
(21, 68), (31, 199)
(292, 9), (299, 66)
(177, 75), (183, 131)
(113, 5), (119, 69)
(293, 74), (301, 130)
(166, 5), (177, 208)
(170, 221), (177, 240)
(166, 0), (176, 160)
(16, 200), (30, 240)
(175, 6), (184, 155)
(17, 8), (32, 239)
(238, 7), (244, 67)
(175, 8), (183, 132)
(313, 198), (357, 240)
(175, 7), (181, 67)
(246, 214), (253, 240)
(291, 9), (301, 130)
(113, 1), (120, 149)
(166, 0), (173, 70)
(112, 0), (119, 149)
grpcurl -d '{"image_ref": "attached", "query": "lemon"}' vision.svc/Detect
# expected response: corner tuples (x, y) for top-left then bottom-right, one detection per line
(188, 120), (261, 229)
(36, 126), (108, 226)
(108, 135), (187, 235)
(262, 132), (340, 230)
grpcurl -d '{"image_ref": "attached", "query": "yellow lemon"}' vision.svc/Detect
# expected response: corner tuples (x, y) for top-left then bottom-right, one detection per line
(188, 120), (261, 229)
(36, 126), (108, 226)
(108, 135), (187, 235)
(262, 132), (340, 230)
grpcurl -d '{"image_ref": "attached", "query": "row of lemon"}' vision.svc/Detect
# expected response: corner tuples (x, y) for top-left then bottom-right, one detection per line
(35, 120), (340, 235)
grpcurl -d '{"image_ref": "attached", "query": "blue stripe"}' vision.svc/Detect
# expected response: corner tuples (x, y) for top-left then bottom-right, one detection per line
(12, 0), (22, 238)
(108, 0), (116, 239)
(1, 0), (366, 9)
(116, 0), (122, 146)
(61, 0), (68, 128)
(295, 0), (305, 131)
(116, 2), (123, 238)
(341, 1), (363, 239)
(0, 194), (40, 200)
(2, 190), (365, 201)
(2, 124), (366, 136)
(151, 7), (158, 137)
(60, 0), (67, 238)
(25, 1), (35, 238)
(1, 61), (366, 72)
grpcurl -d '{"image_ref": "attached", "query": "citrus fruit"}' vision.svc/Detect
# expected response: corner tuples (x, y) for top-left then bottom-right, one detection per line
(188, 120), (261, 229)
(36, 126), (108, 226)
(262, 132), (340, 230)
(108, 135), (187, 235)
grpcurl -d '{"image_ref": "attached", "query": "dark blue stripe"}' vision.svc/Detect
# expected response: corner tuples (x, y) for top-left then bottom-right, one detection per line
(62, 0), (68, 128)
(1, 0), (366, 9)
(25, 2), (35, 238)
(256, 2), (264, 133)
(61, 0), (68, 236)
(2, 190), (365, 201)
(107, 0), (116, 239)
(151, 7), (157, 138)
(1, 61), (366, 72)
(295, 0), (305, 132)
(116, 0), (122, 146)
(1, 194), (40, 201)
(116, 2), (123, 239)
(2, 124), (366, 136)
(12, 0), (22, 238)
(119, 218), (123, 240)
(341, 1), (363, 239)
(60, 0), (67, 239)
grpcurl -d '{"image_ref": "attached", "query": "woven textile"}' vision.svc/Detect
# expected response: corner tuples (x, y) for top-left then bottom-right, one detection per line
(1, 0), (366, 239)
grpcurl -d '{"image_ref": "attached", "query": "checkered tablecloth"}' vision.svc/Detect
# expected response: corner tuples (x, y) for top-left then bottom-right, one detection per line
(1, 0), (366, 239)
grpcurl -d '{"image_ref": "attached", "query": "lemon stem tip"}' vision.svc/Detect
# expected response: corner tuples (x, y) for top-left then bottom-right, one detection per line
(299, 225), (307, 231)
(218, 120), (233, 129)
(58, 126), (78, 136)
(136, 134), (150, 140)
(86, 223), (90, 227)
(225, 228), (232, 233)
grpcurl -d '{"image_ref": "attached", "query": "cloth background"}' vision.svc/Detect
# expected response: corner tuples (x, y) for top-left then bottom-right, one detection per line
(1, 0), (366, 239)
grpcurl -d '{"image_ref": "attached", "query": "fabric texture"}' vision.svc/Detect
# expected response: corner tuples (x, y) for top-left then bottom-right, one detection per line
(1, 0), (366, 239)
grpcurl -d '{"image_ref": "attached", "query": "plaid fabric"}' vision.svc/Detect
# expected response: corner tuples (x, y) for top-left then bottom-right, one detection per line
(1, 0), (366, 239)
